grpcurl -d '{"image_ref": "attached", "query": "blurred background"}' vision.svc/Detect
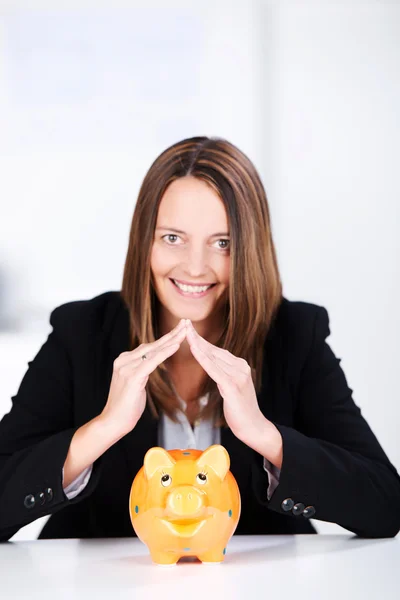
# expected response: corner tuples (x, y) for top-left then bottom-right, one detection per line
(0, 0), (399, 540)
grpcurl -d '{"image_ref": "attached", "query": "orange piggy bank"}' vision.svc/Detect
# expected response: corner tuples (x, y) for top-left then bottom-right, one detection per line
(129, 444), (241, 566)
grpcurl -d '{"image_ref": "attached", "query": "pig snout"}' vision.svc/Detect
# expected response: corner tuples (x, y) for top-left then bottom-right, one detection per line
(165, 486), (205, 518)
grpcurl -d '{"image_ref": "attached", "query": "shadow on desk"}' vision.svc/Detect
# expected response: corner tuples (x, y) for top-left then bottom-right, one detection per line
(214, 534), (395, 565)
(77, 534), (395, 568)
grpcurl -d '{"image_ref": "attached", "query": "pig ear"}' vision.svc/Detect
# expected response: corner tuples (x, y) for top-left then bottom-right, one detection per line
(144, 447), (176, 480)
(196, 445), (230, 481)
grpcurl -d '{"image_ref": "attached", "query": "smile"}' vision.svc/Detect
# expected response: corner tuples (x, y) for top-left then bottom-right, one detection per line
(159, 516), (212, 537)
(169, 279), (216, 298)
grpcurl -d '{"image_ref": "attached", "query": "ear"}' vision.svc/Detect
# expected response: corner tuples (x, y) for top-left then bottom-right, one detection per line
(144, 447), (176, 480)
(196, 445), (230, 481)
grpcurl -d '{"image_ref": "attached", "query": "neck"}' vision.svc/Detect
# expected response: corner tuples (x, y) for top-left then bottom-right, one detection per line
(166, 338), (201, 368)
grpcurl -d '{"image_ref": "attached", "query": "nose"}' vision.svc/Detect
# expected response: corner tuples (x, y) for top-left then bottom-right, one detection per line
(185, 246), (209, 277)
(165, 486), (205, 518)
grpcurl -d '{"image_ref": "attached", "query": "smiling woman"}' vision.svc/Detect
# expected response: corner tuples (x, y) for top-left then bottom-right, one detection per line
(1, 136), (399, 544)
(120, 136), (282, 428)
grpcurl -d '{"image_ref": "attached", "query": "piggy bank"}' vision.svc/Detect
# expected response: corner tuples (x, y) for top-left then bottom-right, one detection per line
(129, 444), (241, 566)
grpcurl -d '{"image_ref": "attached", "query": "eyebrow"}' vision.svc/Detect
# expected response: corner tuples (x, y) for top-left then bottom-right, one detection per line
(156, 227), (230, 236)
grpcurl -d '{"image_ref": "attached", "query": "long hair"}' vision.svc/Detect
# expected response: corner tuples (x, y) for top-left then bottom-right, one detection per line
(121, 136), (283, 427)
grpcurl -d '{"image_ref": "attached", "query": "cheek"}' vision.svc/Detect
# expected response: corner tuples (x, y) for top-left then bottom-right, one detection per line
(151, 244), (175, 274)
(217, 258), (230, 285)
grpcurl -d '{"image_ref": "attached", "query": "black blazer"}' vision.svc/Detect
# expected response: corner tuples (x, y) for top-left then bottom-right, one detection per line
(1, 291), (399, 542)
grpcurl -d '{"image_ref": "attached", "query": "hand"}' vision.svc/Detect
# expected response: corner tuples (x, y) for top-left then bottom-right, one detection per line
(99, 319), (187, 437)
(184, 320), (265, 441)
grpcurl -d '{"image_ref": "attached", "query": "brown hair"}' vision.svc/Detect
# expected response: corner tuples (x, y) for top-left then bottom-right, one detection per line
(121, 136), (283, 428)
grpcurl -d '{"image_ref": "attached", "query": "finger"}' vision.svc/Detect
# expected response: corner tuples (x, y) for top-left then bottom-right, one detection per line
(186, 326), (241, 370)
(144, 319), (187, 351)
(187, 338), (229, 384)
(136, 340), (182, 373)
(124, 326), (186, 369)
(119, 340), (181, 379)
(116, 321), (187, 367)
(135, 329), (186, 364)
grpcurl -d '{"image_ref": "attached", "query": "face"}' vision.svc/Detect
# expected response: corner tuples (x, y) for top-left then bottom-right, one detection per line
(150, 176), (230, 335)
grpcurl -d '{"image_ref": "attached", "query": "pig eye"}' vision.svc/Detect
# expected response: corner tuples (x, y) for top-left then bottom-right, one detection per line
(196, 473), (207, 485)
(161, 474), (172, 487)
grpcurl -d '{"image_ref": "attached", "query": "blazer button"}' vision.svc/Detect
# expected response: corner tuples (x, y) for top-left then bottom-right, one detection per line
(292, 502), (305, 516)
(36, 492), (46, 506)
(281, 498), (294, 512)
(24, 494), (35, 509)
(45, 487), (53, 502)
(302, 506), (316, 518)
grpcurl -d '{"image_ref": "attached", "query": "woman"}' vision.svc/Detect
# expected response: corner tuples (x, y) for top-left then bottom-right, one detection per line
(0, 136), (399, 541)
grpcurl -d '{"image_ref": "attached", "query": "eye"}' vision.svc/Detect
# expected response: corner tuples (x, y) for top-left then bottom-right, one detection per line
(161, 234), (230, 251)
(162, 234), (180, 245)
(196, 473), (207, 485)
(161, 474), (172, 487)
(216, 239), (230, 250)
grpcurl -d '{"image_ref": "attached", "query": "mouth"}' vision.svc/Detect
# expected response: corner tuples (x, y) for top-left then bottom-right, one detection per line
(159, 515), (213, 537)
(169, 278), (216, 299)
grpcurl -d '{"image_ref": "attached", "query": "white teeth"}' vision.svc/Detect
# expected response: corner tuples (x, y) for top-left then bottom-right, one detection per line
(173, 280), (212, 293)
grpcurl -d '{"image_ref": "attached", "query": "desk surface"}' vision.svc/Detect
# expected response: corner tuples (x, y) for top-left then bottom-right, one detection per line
(1, 534), (398, 600)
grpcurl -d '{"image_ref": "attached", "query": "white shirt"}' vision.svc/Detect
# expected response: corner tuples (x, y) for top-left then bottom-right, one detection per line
(63, 393), (281, 501)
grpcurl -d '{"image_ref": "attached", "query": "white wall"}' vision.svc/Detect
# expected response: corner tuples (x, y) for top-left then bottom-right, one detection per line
(0, 0), (399, 539)
(259, 0), (400, 532)
(0, 0), (262, 325)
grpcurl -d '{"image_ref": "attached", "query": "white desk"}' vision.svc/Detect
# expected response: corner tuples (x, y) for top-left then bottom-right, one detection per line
(0, 534), (398, 600)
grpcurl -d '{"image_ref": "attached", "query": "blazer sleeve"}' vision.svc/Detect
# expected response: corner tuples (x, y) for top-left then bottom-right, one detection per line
(251, 306), (400, 538)
(0, 307), (103, 542)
